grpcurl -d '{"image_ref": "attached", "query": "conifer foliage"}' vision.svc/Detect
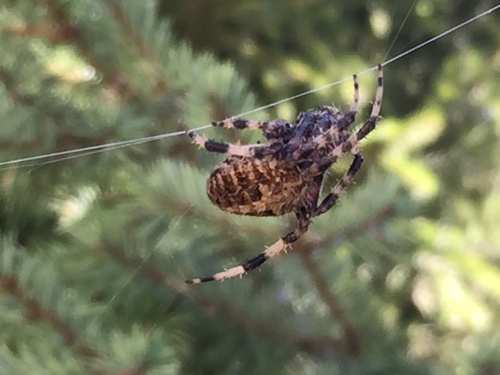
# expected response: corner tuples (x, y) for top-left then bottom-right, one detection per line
(1, 1), (499, 374)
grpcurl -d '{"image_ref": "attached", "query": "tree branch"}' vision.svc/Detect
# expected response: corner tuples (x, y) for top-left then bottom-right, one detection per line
(99, 241), (343, 355)
(0, 274), (98, 359)
(312, 204), (395, 249)
(294, 204), (396, 357)
(297, 248), (361, 357)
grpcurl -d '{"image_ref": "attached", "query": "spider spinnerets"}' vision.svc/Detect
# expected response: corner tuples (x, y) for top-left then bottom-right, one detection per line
(186, 64), (383, 284)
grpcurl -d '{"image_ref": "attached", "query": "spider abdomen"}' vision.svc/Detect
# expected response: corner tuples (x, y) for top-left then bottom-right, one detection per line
(207, 155), (307, 216)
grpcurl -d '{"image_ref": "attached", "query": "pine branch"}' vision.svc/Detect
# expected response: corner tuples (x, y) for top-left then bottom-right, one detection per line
(0, 66), (117, 154)
(297, 247), (361, 357)
(310, 203), (395, 249)
(105, 1), (168, 99)
(44, 0), (127, 91)
(0, 67), (37, 108)
(99, 241), (343, 355)
(106, 2), (151, 58)
(0, 68), (47, 151)
(0, 274), (98, 359)
(116, 363), (149, 375)
(43, 0), (161, 104)
(291, 204), (396, 357)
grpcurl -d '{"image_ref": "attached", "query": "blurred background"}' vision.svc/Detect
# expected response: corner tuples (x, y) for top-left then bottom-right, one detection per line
(1, 0), (499, 373)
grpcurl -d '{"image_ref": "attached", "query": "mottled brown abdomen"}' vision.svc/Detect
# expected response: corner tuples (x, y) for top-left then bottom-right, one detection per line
(207, 156), (307, 216)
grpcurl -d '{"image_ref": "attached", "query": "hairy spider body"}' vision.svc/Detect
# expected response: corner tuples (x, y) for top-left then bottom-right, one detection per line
(186, 65), (384, 284)
(207, 155), (308, 216)
(207, 106), (358, 216)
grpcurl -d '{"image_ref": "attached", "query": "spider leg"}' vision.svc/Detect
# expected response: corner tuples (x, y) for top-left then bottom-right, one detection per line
(213, 118), (292, 142)
(356, 64), (383, 139)
(213, 118), (281, 131)
(292, 68), (378, 163)
(336, 73), (359, 132)
(186, 218), (310, 284)
(187, 131), (268, 157)
(313, 153), (363, 217)
(316, 64), (383, 157)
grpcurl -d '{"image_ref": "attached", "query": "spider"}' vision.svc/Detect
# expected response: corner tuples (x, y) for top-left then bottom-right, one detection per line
(185, 64), (383, 284)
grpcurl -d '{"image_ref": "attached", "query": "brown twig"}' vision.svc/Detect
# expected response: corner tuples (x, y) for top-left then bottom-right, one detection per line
(106, 1), (168, 98)
(311, 204), (395, 249)
(0, 67), (36, 108)
(106, 2), (150, 58)
(43, 0), (137, 99)
(297, 248), (361, 356)
(44, 0), (103, 72)
(0, 274), (97, 358)
(294, 204), (396, 357)
(100, 242), (343, 355)
(0, 67), (117, 155)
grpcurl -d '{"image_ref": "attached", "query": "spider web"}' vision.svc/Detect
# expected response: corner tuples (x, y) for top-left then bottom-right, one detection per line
(0, 3), (498, 171)
(2, 2), (497, 352)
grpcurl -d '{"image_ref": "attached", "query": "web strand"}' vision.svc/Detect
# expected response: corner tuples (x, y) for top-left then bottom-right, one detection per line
(383, 0), (417, 62)
(59, 2), (500, 351)
(383, 4), (499, 67)
(0, 3), (498, 170)
(70, 205), (193, 348)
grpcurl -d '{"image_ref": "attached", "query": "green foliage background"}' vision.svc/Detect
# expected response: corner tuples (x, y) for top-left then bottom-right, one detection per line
(0, 0), (499, 373)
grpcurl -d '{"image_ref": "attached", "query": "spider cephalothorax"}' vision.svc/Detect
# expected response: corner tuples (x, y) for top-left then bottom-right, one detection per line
(186, 65), (383, 284)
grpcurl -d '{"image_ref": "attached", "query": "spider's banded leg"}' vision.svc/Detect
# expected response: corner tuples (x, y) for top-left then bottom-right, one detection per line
(315, 64), (383, 158)
(213, 118), (292, 141)
(213, 118), (280, 130)
(187, 131), (267, 157)
(186, 219), (310, 284)
(336, 73), (360, 131)
(356, 64), (383, 139)
(349, 74), (360, 113)
(313, 153), (363, 217)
